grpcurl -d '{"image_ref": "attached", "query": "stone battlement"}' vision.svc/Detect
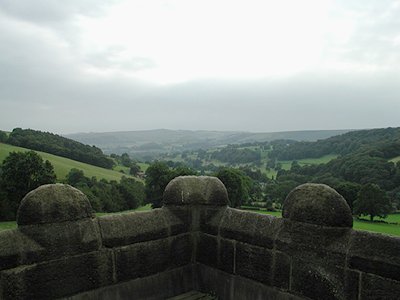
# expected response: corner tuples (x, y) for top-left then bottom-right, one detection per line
(0, 177), (399, 299)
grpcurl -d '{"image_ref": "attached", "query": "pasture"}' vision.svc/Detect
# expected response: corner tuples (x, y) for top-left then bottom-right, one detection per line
(278, 154), (338, 170)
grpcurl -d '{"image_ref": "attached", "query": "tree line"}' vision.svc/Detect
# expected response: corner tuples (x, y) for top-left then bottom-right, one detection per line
(269, 127), (400, 161)
(6, 128), (114, 169)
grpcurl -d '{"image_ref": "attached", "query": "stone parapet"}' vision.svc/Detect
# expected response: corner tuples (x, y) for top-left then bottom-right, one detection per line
(0, 177), (399, 299)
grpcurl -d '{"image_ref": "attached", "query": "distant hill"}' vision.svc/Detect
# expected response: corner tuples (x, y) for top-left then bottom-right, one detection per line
(270, 127), (400, 161)
(66, 129), (351, 157)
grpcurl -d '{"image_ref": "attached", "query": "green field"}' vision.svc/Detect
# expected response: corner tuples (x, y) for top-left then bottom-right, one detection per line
(138, 162), (150, 172)
(278, 154), (338, 170)
(358, 213), (400, 224)
(113, 165), (130, 174)
(263, 154), (338, 179)
(389, 156), (400, 164)
(0, 204), (153, 232)
(243, 209), (400, 237)
(0, 221), (18, 231)
(0, 143), (132, 182)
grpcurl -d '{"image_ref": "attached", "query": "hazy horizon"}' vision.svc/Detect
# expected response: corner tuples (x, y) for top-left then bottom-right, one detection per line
(1, 0), (400, 135)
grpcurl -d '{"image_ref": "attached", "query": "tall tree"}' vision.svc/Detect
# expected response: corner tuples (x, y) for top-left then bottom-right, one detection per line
(215, 167), (253, 207)
(0, 151), (56, 220)
(119, 176), (145, 209)
(0, 130), (7, 143)
(145, 162), (196, 208)
(353, 183), (392, 221)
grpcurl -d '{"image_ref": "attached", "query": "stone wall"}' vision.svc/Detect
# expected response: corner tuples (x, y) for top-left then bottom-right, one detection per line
(195, 183), (400, 299)
(0, 183), (195, 299)
(0, 177), (399, 299)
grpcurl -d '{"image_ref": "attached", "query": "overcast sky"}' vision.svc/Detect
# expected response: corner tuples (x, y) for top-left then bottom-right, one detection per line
(1, 0), (400, 134)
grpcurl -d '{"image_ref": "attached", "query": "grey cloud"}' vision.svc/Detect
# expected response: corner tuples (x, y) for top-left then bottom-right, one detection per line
(330, 0), (400, 67)
(0, 0), (117, 24)
(0, 0), (400, 135)
(1, 72), (399, 134)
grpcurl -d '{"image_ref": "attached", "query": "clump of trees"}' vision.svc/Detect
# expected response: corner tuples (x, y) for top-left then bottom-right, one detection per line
(65, 169), (145, 213)
(268, 155), (400, 219)
(214, 167), (253, 207)
(0, 151), (56, 220)
(110, 153), (141, 176)
(211, 146), (261, 164)
(145, 161), (197, 208)
(0, 130), (7, 143)
(353, 183), (392, 221)
(7, 128), (114, 169)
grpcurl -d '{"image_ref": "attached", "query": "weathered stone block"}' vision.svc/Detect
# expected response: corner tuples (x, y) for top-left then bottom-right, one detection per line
(276, 219), (351, 268)
(219, 208), (258, 245)
(18, 218), (102, 264)
(17, 184), (93, 226)
(0, 229), (41, 271)
(115, 239), (170, 282)
(348, 230), (400, 281)
(219, 238), (234, 274)
(99, 209), (169, 248)
(196, 233), (218, 268)
(170, 234), (192, 268)
(350, 257), (400, 282)
(199, 207), (226, 235)
(196, 264), (304, 300)
(163, 176), (228, 206)
(162, 206), (191, 235)
(360, 273), (400, 300)
(0, 250), (113, 300)
(272, 251), (291, 290)
(283, 183), (353, 228)
(65, 265), (196, 300)
(236, 242), (272, 284)
(252, 213), (282, 249)
(291, 259), (359, 300)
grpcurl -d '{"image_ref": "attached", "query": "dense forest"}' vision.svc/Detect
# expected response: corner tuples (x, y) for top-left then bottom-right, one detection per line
(270, 127), (400, 160)
(6, 128), (114, 169)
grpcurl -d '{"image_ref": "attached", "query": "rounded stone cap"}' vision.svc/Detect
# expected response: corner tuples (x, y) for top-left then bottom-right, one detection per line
(163, 176), (229, 206)
(17, 184), (93, 225)
(282, 183), (353, 227)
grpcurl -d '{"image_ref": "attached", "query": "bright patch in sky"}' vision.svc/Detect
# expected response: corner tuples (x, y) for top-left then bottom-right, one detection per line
(75, 0), (364, 83)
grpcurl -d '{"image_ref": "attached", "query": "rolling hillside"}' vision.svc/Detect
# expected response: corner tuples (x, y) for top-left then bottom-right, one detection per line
(0, 143), (131, 182)
(66, 129), (351, 156)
